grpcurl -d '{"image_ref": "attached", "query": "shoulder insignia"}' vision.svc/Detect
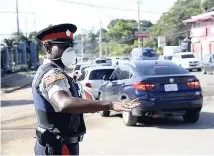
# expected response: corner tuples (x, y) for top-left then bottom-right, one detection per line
(44, 73), (66, 85)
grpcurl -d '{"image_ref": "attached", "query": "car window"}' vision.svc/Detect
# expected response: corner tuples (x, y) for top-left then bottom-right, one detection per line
(75, 65), (81, 70)
(95, 60), (107, 64)
(137, 64), (189, 76)
(143, 52), (157, 57)
(80, 66), (89, 73)
(110, 68), (121, 81)
(78, 70), (87, 81)
(105, 59), (112, 63)
(210, 55), (214, 63)
(181, 54), (195, 59)
(202, 54), (210, 63)
(120, 67), (133, 80)
(89, 69), (114, 80)
(164, 56), (173, 60)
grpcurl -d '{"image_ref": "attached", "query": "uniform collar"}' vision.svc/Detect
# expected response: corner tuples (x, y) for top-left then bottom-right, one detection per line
(43, 58), (63, 70)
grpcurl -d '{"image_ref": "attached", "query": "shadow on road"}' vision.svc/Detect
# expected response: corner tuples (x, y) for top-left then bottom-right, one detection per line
(1, 100), (34, 107)
(108, 111), (214, 130)
(135, 111), (214, 130)
(108, 114), (122, 118)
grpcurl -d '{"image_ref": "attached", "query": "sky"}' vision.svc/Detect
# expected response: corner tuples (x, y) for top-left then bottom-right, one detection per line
(0, 0), (177, 41)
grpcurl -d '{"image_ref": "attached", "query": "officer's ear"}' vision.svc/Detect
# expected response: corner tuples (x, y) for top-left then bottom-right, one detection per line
(44, 42), (52, 53)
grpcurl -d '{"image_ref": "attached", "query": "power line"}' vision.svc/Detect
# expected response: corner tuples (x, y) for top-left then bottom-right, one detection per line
(58, 0), (162, 14)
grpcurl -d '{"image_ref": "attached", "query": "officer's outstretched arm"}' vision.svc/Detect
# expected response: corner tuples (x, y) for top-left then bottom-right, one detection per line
(43, 70), (139, 114)
(50, 90), (113, 113)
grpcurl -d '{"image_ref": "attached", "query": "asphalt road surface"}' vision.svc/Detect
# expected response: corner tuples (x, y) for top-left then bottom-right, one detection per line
(1, 71), (214, 155)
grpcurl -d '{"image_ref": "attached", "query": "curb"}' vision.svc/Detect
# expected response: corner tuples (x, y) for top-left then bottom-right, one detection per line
(1, 81), (32, 94)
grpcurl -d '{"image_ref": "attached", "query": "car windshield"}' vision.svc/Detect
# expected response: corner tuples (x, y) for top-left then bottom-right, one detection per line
(144, 52), (157, 57)
(181, 54), (195, 58)
(105, 59), (112, 63)
(89, 69), (114, 80)
(95, 60), (107, 64)
(75, 65), (81, 70)
(81, 66), (89, 73)
(137, 64), (189, 76)
(164, 56), (173, 60)
(123, 58), (129, 60)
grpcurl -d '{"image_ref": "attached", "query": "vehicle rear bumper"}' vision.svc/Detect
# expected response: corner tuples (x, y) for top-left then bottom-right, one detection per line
(131, 98), (203, 116)
(185, 65), (201, 70)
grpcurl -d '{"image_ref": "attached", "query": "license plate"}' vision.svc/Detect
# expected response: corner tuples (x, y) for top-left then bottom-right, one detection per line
(164, 84), (178, 92)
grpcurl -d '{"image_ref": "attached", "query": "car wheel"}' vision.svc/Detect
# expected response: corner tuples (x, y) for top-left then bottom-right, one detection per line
(98, 93), (110, 117)
(202, 68), (206, 74)
(122, 111), (137, 126)
(183, 111), (200, 123)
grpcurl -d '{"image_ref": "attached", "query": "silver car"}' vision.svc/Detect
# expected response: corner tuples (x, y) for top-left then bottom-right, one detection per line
(78, 66), (115, 99)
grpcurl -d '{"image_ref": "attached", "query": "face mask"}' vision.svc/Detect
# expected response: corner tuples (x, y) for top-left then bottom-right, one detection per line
(61, 47), (77, 67)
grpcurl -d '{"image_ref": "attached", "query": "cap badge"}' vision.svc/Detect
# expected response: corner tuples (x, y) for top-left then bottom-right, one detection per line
(66, 29), (71, 36)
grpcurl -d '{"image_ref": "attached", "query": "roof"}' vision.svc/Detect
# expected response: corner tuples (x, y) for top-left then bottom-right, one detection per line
(123, 60), (176, 68)
(173, 52), (194, 55)
(183, 11), (214, 24)
(85, 65), (115, 72)
(77, 62), (91, 65)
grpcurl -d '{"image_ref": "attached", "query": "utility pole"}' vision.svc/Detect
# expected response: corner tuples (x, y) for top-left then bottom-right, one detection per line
(104, 42), (107, 57)
(25, 16), (28, 37)
(99, 21), (102, 58)
(33, 13), (37, 31)
(16, 0), (20, 40)
(137, 0), (141, 48)
(81, 30), (84, 62)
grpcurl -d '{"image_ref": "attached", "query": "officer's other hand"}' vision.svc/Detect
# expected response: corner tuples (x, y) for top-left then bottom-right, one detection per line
(112, 98), (140, 112)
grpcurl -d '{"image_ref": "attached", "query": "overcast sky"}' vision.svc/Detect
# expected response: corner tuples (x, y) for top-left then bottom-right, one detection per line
(0, 0), (177, 41)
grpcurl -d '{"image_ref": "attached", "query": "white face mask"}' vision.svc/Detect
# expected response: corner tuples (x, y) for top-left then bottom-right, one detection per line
(61, 47), (77, 67)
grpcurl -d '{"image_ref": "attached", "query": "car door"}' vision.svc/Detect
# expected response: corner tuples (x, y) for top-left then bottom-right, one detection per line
(111, 66), (129, 100)
(206, 55), (214, 73)
(202, 54), (210, 72)
(211, 55), (214, 73)
(102, 67), (121, 100)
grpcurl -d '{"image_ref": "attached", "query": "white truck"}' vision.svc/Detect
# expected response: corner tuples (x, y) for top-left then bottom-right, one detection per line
(162, 46), (182, 60)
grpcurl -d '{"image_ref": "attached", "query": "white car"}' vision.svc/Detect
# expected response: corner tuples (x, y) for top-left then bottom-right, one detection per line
(78, 66), (115, 100)
(171, 52), (201, 71)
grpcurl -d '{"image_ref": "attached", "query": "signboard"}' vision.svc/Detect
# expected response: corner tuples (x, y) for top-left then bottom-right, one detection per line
(191, 28), (206, 37)
(180, 42), (188, 51)
(135, 32), (149, 38)
(210, 26), (214, 35)
(158, 36), (166, 48)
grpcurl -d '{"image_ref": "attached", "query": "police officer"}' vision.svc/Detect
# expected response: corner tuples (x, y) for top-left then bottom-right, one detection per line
(32, 23), (140, 155)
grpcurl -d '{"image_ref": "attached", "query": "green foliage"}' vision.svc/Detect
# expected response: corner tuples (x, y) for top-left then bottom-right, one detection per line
(148, 0), (203, 45)
(107, 42), (133, 56)
(201, 0), (214, 11)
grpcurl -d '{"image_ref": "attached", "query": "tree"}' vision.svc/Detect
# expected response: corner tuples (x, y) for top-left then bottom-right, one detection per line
(148, 0), (203, 46)
(105, 19), (137, 44)
(201, 0), (214, 12)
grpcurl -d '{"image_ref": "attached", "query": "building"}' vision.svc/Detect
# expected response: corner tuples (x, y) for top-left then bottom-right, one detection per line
(183, 11), (214, 59)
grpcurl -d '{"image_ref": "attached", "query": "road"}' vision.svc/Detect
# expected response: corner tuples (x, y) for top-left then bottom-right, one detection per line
(1, 72), (214, 155)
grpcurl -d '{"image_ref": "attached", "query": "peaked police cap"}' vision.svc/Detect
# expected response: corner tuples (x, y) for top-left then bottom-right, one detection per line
(36, 23), (77, 44)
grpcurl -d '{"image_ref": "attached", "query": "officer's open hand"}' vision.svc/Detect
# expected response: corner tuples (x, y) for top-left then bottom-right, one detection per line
(112, 98), (140, 112)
